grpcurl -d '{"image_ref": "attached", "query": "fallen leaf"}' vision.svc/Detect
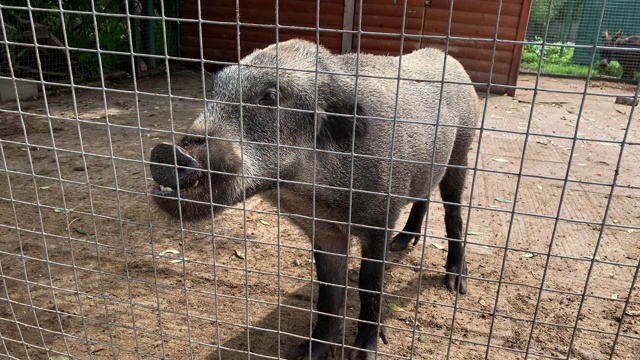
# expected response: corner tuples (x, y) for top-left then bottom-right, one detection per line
(53, 208), (75, 214)
(479, 299), (489, 307)
(170, 258), (186, 264)
(49, 357), (71, 360)
(492, 158), (509, 163)
(611, 293), (619, 299)
(75, 227), (89, 235)
(625, 310), (640, 316)
(64, 218), (79, 230)
(466, 231), (483, 236)
(522, 252), (536, 258)
(259, 220), (270, 226)
(536, 185), (543, 190)
(293, 259), (301, 266)
(597, 171), (603, 176)
(235, 249), (245, 260)
(158, 249), (180, 257)
(495, 197), (513, 204)
(39, 185), (53, 190)
(388, 303), (404, 312)
(431, 243), (446, 251)
(628, 229), (635, 233)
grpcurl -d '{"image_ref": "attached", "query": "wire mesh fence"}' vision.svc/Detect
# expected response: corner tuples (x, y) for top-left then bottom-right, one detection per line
(0, 0), (179, 83)
(0, 1), (639, 360)
(522, 0), (640, 80)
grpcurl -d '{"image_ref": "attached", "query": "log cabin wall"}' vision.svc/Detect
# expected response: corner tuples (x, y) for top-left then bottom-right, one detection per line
(349, 0), (532, 96)
(180, 0), (345, 64)
(180, 0), (532, 96)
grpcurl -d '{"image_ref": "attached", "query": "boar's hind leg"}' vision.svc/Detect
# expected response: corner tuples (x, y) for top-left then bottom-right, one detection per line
(439, 132), (473, 294)
(349, 229), (390, 360)
(389, 201), (427, 251)
(621, 67), (635, 80)
(290, 226), (348, 360)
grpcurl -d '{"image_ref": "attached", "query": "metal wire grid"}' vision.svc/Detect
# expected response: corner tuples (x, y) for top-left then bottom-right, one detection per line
(0, 0), (179, 81)
(0, 0), (638, 359)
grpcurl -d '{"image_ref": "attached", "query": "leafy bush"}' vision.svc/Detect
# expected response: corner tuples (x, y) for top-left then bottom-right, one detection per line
(522, 36), (575, 67)
(1, 0), (132, 78)
(2, 0), (177, 79)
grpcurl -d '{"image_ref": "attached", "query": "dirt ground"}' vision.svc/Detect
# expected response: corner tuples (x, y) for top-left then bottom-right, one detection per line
(0, 72), (638, 360)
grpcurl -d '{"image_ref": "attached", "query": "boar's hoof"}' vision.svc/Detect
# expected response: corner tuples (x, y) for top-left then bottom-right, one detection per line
(348, 333), (379, 360)
(389, 232), (420, 252)
(445, 261), (467, 294)
(289, 340), (334, 360)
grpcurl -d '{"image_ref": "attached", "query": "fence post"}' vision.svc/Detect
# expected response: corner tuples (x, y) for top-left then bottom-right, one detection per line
(142, 0), (156, 69)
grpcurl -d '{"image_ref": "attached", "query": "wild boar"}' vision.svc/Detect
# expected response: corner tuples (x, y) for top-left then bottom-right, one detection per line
(149, 39), (479, 359)
(600, 29), (640, 80)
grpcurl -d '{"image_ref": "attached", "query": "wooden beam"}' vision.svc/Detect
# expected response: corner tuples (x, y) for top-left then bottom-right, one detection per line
(508, 0), (533, 96)
(341, 0), (355, 54)
(14, 65), (68, 77)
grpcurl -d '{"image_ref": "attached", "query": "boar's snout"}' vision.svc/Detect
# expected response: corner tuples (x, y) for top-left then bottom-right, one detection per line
(150, 143), (202, 191)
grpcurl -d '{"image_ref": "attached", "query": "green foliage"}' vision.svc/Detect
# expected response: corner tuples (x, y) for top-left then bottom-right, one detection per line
(529, 0), (585, 24)
(0, 25), (21, 72)
(2, 0), (177, 78)
(2, 0), (131, 77)
(73, 15), (131, 76)
(520, 37), (631, 79)
(522, 36), (576, 67)
(526, 0), (585, 43)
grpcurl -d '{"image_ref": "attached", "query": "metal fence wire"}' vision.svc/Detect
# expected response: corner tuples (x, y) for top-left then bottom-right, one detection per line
(0, 1), (639, 359)
(0, 0), (179, 82)
(523, 0), (640, 79)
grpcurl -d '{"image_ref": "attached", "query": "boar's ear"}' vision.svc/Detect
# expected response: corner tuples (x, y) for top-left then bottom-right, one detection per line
(613, 29), (624, 40)
(316, 104), (368, 144)
(316, 92), (368, 144)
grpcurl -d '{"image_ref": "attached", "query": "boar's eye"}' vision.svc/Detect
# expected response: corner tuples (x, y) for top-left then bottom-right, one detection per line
(258, 89), (278, 106)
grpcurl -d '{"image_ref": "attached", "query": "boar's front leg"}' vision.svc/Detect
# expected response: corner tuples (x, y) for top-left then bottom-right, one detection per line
(349, 229), (388, 360)
(290, 226), (349, 360)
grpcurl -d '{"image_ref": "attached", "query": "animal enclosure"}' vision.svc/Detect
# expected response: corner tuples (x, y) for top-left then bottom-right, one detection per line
(1, 1), (639, 360)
